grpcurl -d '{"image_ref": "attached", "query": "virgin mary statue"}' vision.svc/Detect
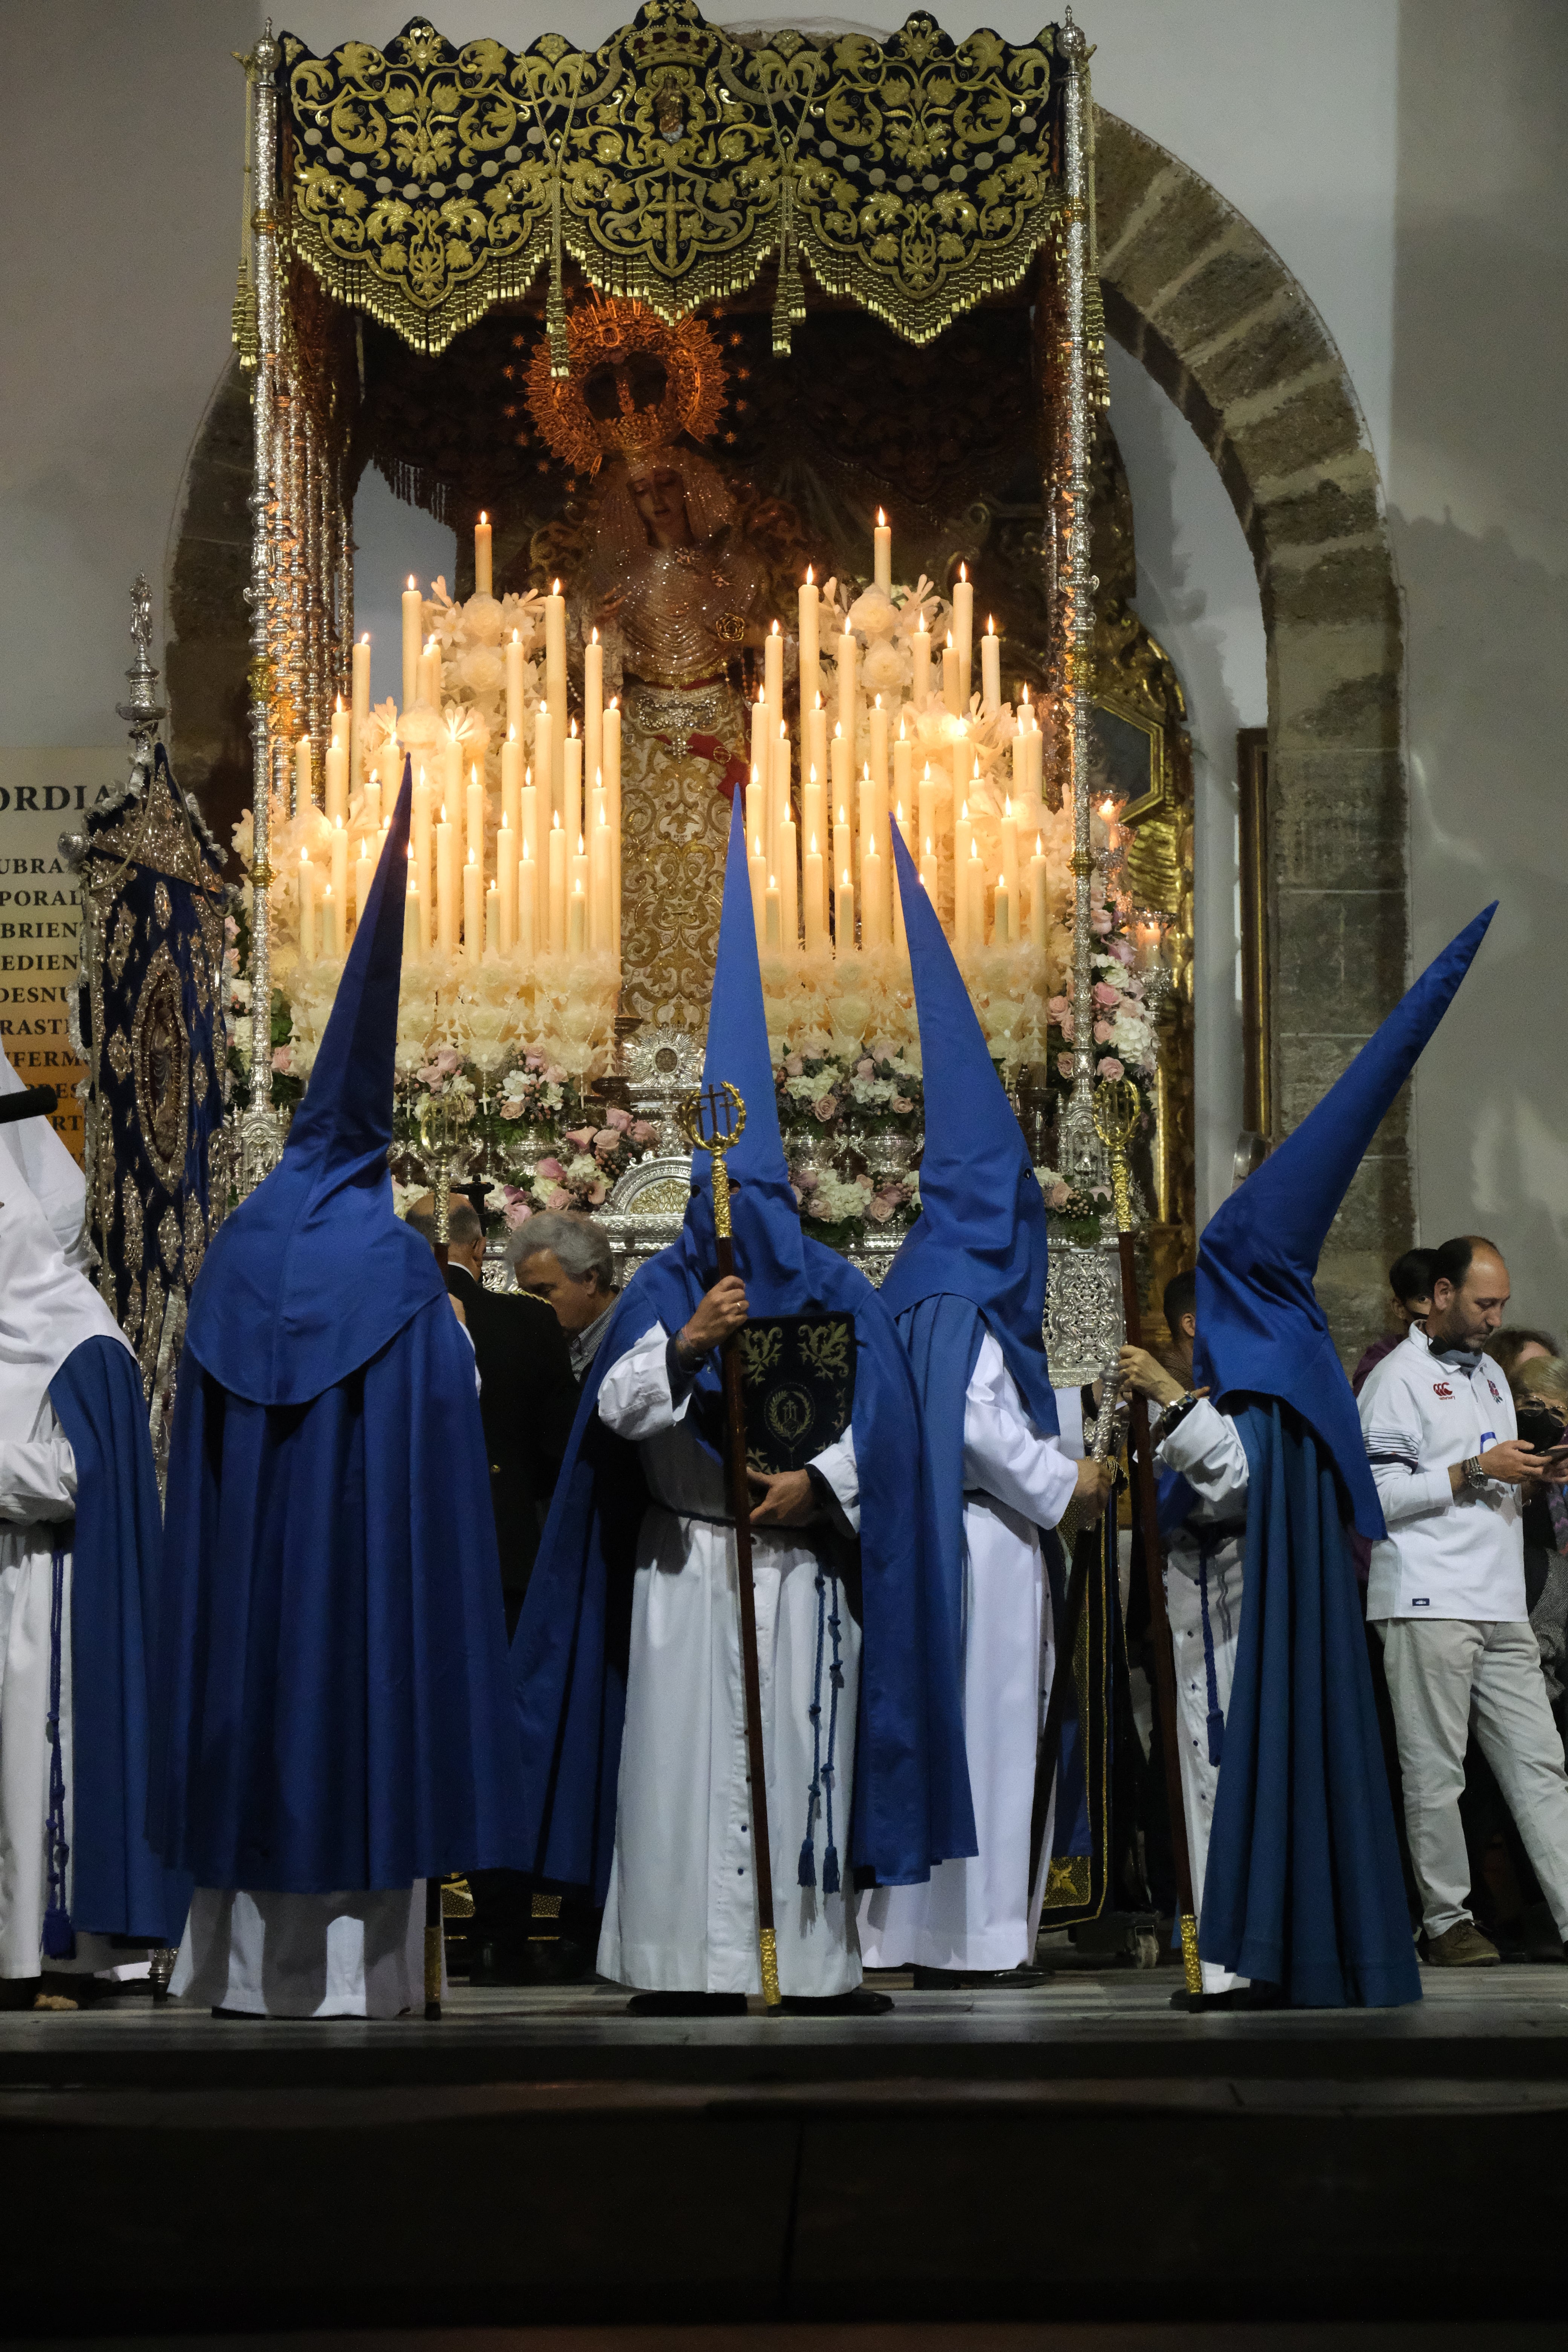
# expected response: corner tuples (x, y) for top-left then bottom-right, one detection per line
(528, 301), (799, 1029)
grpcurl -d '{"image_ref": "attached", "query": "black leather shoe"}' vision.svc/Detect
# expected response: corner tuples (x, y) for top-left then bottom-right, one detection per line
(912, 1965), (1045, 1989)
(777, 1987), (894, 2015)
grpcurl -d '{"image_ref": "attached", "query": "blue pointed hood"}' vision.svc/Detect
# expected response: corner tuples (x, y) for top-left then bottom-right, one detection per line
(1196, 903), (1496, 1539)
(185, 759), (446, 1406)
(879, 824), (1057, 1435)
(674, 795), (812, 1311)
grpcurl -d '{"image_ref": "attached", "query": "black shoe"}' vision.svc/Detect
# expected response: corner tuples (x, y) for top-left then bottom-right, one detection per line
(777, 1988), (894, 2015)
(912, 1965), (1045, 1990)
(626, 1991), (749, 2017)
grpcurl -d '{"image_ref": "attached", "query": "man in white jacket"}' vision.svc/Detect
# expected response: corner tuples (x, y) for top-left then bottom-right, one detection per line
(1360, 1233), (1568, 1966)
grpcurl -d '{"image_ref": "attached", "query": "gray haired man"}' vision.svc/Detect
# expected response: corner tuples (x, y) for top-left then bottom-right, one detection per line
(508, 1212), (621, 1386)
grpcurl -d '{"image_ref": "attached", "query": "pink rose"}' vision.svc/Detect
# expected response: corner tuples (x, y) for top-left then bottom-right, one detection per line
(499, 1098), (525, 1120)
(593, 1126), (623, 1156)
(430, 1046), (461, 1075)
(1057, 1053), (1074, 1078)
(629, 1119), (659, 1147)
(1096, 1056), (1125, 1081)
(784, 1053), (805, 1077)
(562, 1125), (596, 1151)
(1106, 937), (1135, 965)
(1057, 1011), (1075, 1043)
(812, 1094), (839, 1122)
(525, 1053), (544, 1072)
(1093, 1020), (1113, 1044)
(1047, 1181), (1071, 1210)
(271, 1045), (292, 1074)
(890, 1095), (914, 1115)
(806, 1194), (835, 1220)
(866, 1193), (897, 1224)
(1046, 995), (1070, 1021)
(535, 1155), (564, 1181)
(543, 1064), (568, 1085)
(856, 1057), (876, 1078)
(503, 1199), (533, 1231)
(1090, 906), (1113, 936)
(603, 1105), (631, 1132)
(792, 1167), (819, 1191)
(1092, 981), (1121, 1009)
(544, 1185), (573, 1212)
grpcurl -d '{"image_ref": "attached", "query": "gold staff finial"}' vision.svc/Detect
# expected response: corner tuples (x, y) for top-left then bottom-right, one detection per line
(678, 1081), (747, 1242)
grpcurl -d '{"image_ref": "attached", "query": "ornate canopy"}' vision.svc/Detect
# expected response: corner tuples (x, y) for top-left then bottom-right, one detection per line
(278, 4), (1081, 357)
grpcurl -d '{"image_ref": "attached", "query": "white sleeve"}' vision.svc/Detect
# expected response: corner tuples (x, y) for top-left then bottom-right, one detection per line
(808, 1427), (860, 1536)
(1156, 1397), (1249, 1508)
(1358, 1360), (1452, 1527)
(1053, 1385), (1086, 1461)
(596, 1322), (679, 1441)
(0, 1437), (78, 1524)
(963, 1336), (1078, 1531)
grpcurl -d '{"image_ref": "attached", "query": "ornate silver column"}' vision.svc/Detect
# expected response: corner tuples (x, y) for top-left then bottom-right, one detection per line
(1054, 10), (1104, 1196)
(240, 22), (283, 1192)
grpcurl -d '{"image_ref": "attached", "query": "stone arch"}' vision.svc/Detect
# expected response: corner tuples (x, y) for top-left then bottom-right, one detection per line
(1094, 110), (1407, 1349)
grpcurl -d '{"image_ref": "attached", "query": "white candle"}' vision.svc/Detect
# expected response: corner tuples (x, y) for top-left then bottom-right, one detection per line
(412, 767), (433, 950)
(802, 763), (827, 937)
(1027, 833), (1049, 945)
(295, 732), (312, 810)
(869, 694), (888, 807)
(442, 729), (463, 848)
(474, 510), (492, 596)
(319, 882), (338, 961)
(534, 700), (555, 830)
(401, 577), (422, 712)
(778, 813), (798, 951)
(803, 830), (825, 951)
(297, 849), (315, 955)
(873, 506), (892, 594)
(920, 834), (939, 906)
(956, 796), (973, 936)
(517, 841), (536, 960)
(862, 831), (884, 949)
(548, 812), (566, 951)
(893, 801), (912, 954)
(463, 848), (482, 965)
(351, 634), (371, 795)
(590, 800), (612, 952)
(750, 689), (769, 792)
(982, 615), (1001, 715)
(807, 693), (828, 808)
(545, 580), (567, 806)
(466, 766), (486, 890)
(435, 806), (457, 957)
(506, 630), (525, 741)
(954, 563), (974, 710)
(583, 627), (603, 813)
(749, 829), (767, 943)
(798, 567), (820, 713)
(354, 843), (373, 932)
(833, 799), (853, 920)
(837, 619), (858, 748)
(1000, 792), (1019, 920)
(568, 874), (586, 954)
(918, 762), (940, 874)
(404, 853), (421, 962)
(765, 873), (781, 952)
(942, 634), (960, 716)
(485, 878), (498, 958)
(893, 716), (912, 831)
(329, 814), (348, 932)
(912, 611), (932, 706)
(604, 697), (622, 956)
(764, 619), (783, 711)
(747, 764), (765, 853)
(771, 722), (790, 874)
(419, 635), (443, 711)
(564, 721), (583, 860)
(497, 813), (518, 955)
(992, 873), (1011, 946)
(835, 865), (855, 954)
(829, 724), (851, 839)
(362, 774), (382, 837)
(501, 725), (522, 837)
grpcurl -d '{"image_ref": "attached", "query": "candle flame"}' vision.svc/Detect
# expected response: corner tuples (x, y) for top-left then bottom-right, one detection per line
(440, 803), (447, 821)
(959, 561), (968, 582)
(479, 510), (487, 525)
(753, 833), (762, 856)
(751, 762), (761, 785)
(922, 760), (931, 780)
(805, 564), (814, 585)
(467, 847), (476, 867)
(569, 716), (578, 738)
(539, 698), (548, 715)
(813, 689), (823, 710)
(522, 839), (532, 861)
(470, 762), (478, 784)
(552, 811), (561, 831)
(997, 872), (1006, 888)
(772, 617), (781, 637)
(511, 628), (519, 644)
(1021, 682), (1031, 705)
(332, 813), (343, 831)
(335, 692), (344, 712)
(770, 874), (778, 889)
(577, 834), (585, 855)
(509, 723), (517, 742)
(838, 805), (848, 826)
(407, 575), (416, 590)
(323, 882), (332, 899)
(986, 615), (996, 635)
(552, 577), (561, 594)
(298, 731), (309, 749)
(1035, 833), (1043, 853)
(874, 691), (882, 709)
(808, 763), (818, 784)
(877, 507), (887, 527)
(973, 757), (981, 779)
(925, 835), (934, 856)
(1099, 797), (1116, 819)
(406, 844), (413, 861)
(525, 764), (532, 786)
(811, 833), (819, 853)
(596, 765), (602, 787)
(841, 869), (850, 889)
(961, 799), (970, 819)
(917, 611), (928, 634)
(500, 810), (510, 830)
(360, 632), (369, 646)
(1004, 793), (1013, 816)
(897, 713), (906, 740)
(946, 630), (954, 649)
(299, 846), (308, 864)
(591, 625), (599, 645)
(834, 721), (843, 740)
(970, 838), (981, 862)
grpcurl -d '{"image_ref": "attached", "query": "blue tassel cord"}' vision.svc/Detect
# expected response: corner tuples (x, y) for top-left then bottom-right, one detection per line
(1197, 1550), (1226, 1769)
(799, 1568), (828, 1888)
(799, 1567), (847, 1895)
(41, 1542), (74, 1962)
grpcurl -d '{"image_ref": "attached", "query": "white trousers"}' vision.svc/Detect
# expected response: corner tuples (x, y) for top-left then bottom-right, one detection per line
(172, 1885), (429, 2017)
(1379, 1615), (1568, 1940)
(1165, 1546), (1246, 1995)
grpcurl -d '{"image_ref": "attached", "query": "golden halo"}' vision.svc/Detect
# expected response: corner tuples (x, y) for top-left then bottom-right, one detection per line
(525, 297), (726, 479)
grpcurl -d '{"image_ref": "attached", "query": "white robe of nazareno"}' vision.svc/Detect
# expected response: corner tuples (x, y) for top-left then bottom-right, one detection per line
(859, 1337), (1080, 1972)
(1156, 1395), (1250, 1996)
(595, 1323), (864, 1997)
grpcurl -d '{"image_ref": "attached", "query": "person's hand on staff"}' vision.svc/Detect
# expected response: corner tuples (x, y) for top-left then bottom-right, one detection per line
(748, 1467), (819, 1527)
(677, 1275), (748, 1361)
(1072, 1454), (1116, 1524)
(1117, 1344), (1206, 1413)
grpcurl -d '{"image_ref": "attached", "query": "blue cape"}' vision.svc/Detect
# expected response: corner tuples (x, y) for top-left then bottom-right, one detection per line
(1199, 1401), (1421, 2007)
(880, 821), (1057, 1439)
(149, 764), (528, 1889)
(511, 797), (975, 1898)
(1195, 904), (1495, 1541)
(51, 1333), (190, 1944)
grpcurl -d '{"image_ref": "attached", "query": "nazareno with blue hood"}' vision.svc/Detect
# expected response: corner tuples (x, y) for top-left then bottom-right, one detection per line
(1116, 903), (1495, 2008)
(147, 761), (530, 2019)
(858, 824), (1113, 1984)
(511, 797), (975, 2014)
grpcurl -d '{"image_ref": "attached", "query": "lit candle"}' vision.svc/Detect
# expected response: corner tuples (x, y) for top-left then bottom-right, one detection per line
(474, 509), (492, 596)
(320, 882), (339, 961)
(603, 697), (622, 955)
(956, 796), (974, 928)
(534, 700), (555, 830)
(892, 802), (911, 954)
(835, 864), (855, 954)
(442, 728), (463, 848)
(564, 720), (583, 859)
(295, 732), (312, 810)
(749, 828), (768, 942)
(954, 562), (974, 710)
(778, 813), (798, 951)
(590, 802), (613, 952)
(497, 812), (518, 955)
(992, 871), (1011, 946)
(485, 878), (499, 957)
(803, 830), (825, 950)
(354, 841), (373, 931)
(862, 830), (883, 949)
(547, 811), (566, 951)
(1027, 832), (1048, 945)
(545, 580), (567, 806)
(297, 848), (315, 955)
(419, 635), (443, 711)
(412, 766), (433, 950)
(506, 629), (525, 742)
(942, 632), (959, 716)
(1000, 792), (1019, 923)
(869, 693), (889, 806)
(750, 687), (769, 793)
(807, 691), (828, 809)
(435, 804), (457, 958)
(517, 840), (536, 960)
(519, 765), (540, 942)
(466, 764), (486, 890)
(918, 761), (940, 877)
(982, 615), (1001, 715)
(893, 713), (912, 825)
(463, 846), (483, 966)
(401, 576), (422, 711)
(920, 833), (939, 905)
(837, 618), (858, 748)
(801, 761), (827, 937)
(583, 626), (603, 813)
(329, 813), (348, 932)
(799, 567), (820, 712)
(351, 634), (371, 794)
(966, 837), (985, 946)
(765, 619), (784, 712)
(873, 506), (892, 594)
(912, 610), (932, 706)
(829, 723), (852, 841)
(568, 874), (586, 954)
(362, 773), (382, 837)
(404, 851), (421, 961)
(771, 721), (790, 875)
(764, 873), (781, 952)
(833, 799), (853, 918)
(501, 724), (522, 837)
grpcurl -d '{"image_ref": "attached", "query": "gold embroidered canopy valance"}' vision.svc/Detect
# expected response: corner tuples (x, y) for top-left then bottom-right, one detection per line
(278, 3), (1076, 357)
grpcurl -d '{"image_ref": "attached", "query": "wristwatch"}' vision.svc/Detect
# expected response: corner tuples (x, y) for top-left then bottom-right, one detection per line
(1152, 1389), (1199, 1445)
(1461, 1455), (1487, 1493)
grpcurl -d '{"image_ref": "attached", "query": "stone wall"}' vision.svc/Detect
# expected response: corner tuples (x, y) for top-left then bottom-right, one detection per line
(1095, 109), (1409, 1358)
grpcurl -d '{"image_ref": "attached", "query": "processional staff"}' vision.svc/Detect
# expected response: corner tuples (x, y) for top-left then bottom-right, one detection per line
(680, 1078), (782, 2012)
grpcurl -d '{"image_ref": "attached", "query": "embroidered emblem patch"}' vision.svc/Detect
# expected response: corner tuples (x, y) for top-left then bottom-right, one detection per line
(1433, 1382), (1453, 1399)
(1489, 1380), (1502, 1402)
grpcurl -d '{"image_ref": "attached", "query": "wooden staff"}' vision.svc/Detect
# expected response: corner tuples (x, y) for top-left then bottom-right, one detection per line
(1027, 1367), (1123, 1895)
(419, 1104), (459, 2021)
(1095, 1078), (1204, 1999)
(680, 1081), (782, 2010)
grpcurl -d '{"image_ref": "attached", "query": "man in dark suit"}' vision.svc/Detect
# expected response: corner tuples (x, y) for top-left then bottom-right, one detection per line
(407, 1194), (576, 1632)
(408, 1193), (583, 1983)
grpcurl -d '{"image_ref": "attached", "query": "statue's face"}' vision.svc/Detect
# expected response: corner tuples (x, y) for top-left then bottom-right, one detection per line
(628, 466), (691, 548)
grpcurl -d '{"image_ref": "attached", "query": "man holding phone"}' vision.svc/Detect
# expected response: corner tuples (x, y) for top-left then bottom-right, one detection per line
(1360, 1234), (1568, 1966)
